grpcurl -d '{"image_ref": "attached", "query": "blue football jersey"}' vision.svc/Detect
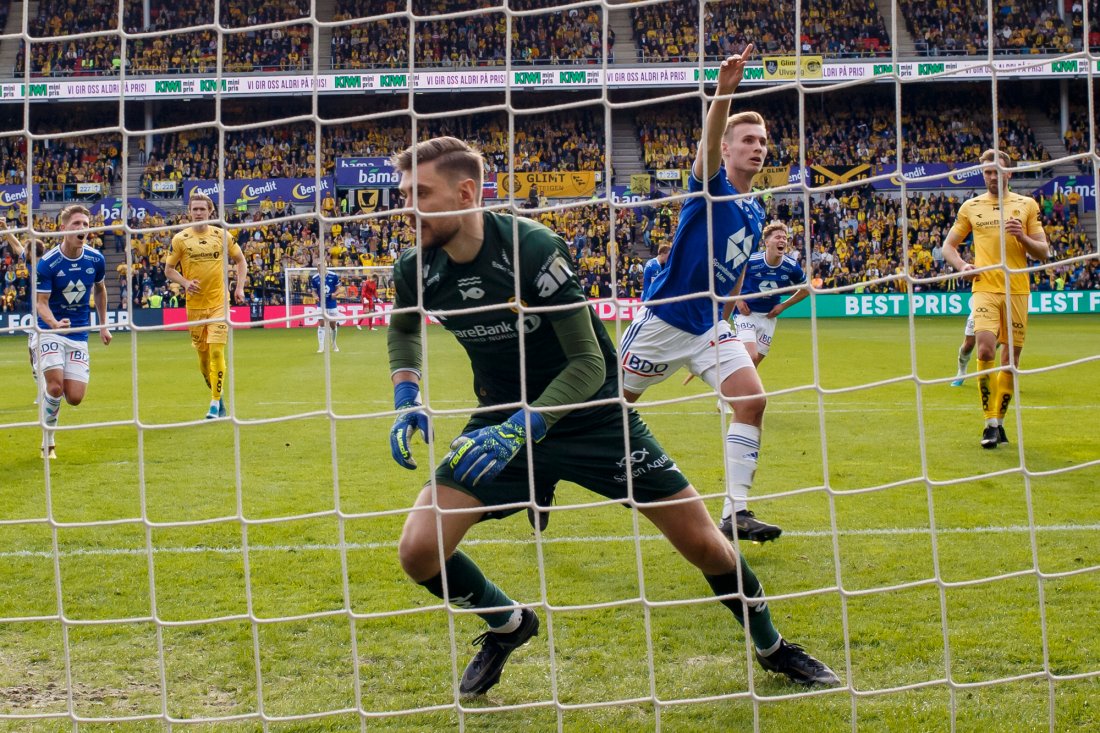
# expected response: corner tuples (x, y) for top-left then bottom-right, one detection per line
(310, 271), (341, 309)
(740, 251), (806, 313)
(36, 246), (106, 342)
(641, 256), (663, 300)
(648, 169), (765, 334)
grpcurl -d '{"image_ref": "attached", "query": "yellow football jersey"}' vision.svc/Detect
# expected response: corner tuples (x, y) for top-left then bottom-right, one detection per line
(949, 191), (1041, 295)
(166, 226), (243, 310)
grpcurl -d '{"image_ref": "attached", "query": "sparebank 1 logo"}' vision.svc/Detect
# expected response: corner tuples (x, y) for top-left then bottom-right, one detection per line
(507, 297), (542, 333)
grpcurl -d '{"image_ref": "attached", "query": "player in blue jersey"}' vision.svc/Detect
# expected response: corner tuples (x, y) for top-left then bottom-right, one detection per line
(310, 269), (343, 353)
(35, 205), (111, 458)
(640, 243), (670, 300)
(619, 45), (783, 544)
(729, 221), (809, 367)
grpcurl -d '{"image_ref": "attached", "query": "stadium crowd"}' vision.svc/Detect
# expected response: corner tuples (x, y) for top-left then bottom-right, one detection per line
(16, 0), (311, 76)
(0, 134), (122, 201)
(633, 0), (891, 62)
(330, 0), (613, 69)
(902, 0), (1076, 56)
(3, 180), (1095, 319)
(12, 0), (1097, 76)
(637, 91), (1049, 171)
(137, 110), (607, 196)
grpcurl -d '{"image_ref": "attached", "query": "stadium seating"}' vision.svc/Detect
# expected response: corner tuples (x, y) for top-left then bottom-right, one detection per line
(330, 0), (612, 69)
(632, 0), (891, 62)
(900, 0), (1075, 56)
(16, 0), (312, 76)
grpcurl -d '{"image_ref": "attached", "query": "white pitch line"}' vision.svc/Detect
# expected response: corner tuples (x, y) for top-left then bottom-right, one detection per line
(2, 523), (1098, 560)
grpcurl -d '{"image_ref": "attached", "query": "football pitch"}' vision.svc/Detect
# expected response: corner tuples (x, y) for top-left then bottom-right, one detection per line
(1, 316), (1098, 731)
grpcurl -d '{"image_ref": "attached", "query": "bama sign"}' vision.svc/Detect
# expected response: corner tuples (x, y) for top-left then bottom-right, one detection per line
(335, 158), (401, 188)
(90, 197), (170, 222)
(1031, 176), (1096, 212)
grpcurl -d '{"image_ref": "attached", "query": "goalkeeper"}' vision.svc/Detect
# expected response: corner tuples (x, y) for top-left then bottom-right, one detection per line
(386, 136), (839, 698)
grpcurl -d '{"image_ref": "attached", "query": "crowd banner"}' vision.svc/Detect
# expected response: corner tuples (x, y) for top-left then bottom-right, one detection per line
(1031, 176), (1095, 212)
(763, 55), (824, 81)
(4, 60), (1100, 103)
(779, 291), (1100, 318)
(609, 186), (652, 204)
(3, 309), (131, 334)
(5, 294), (1100, 336)
(90, 197), (171, 222)
(496, 172), (597, 198)
(184, 178), (336, 205)
(808, 164), (874, 188)
(630, 174), (652, 194)
(335, 157), (401, 187)
(0, 184), (40, 208)
(752, 166), (792, 189)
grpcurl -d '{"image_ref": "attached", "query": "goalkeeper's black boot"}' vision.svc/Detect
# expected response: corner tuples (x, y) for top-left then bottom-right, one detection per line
(719, 510), (782, 543)
(526, 484), (556, 532)
(459, 608), (539, 696)
(981, 425), (999, 449)
(756, 639), (841, 686)
(997, 425), (1009, 444)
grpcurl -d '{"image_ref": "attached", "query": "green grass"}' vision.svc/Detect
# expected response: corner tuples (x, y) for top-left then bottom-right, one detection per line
(1, 316), (1098, 731)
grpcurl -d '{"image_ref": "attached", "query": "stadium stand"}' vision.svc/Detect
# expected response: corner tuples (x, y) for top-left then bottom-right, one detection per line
(900, 0), (1076, 56)
(16, 0), (312, 76)
(633, 0), (891, 62)
(329, 0), (612, 69)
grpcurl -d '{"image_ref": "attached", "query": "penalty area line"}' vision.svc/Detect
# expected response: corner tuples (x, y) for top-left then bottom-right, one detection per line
(1, 522), (1098, 559)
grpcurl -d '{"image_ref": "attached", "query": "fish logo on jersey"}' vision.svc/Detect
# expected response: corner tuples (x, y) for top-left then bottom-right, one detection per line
(457, 276), (485, 300)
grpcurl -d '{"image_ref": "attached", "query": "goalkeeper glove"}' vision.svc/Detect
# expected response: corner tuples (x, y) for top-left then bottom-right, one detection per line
(390, 381), (432, 470)
(447, 409), (547, 487)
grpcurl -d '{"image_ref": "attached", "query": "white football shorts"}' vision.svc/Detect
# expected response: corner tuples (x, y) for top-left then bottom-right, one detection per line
(963, 312), (975, 337)
(619, 306), (754, 394)
(732, 311), (777, 356)
(37, 333), (91, 383)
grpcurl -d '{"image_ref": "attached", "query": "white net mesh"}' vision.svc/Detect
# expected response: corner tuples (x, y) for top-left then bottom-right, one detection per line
(1, 0), (1099, 730)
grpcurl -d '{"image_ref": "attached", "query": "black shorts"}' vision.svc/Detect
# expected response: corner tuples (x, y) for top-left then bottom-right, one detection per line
(432, 407), (691, 520)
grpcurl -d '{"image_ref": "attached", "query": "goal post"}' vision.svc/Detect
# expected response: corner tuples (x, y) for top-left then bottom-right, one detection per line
(283, 265), (394, 328)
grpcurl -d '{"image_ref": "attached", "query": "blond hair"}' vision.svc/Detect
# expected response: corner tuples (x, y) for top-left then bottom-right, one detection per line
(391, 136), (485, 188)
(59, 204), (90, 225)
(724, 111), (766, 137)
(979, 149), (1014, 168)
(762, 221), (788, 241)
(189, 193), (216, 211)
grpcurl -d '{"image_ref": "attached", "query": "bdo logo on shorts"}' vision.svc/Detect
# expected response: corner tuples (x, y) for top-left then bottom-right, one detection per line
(624, 353), (669, 376)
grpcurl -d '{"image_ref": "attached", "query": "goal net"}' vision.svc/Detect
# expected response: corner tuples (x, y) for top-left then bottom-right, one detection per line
(2, 0), (1098, 730)
(283, 266), (394, 328)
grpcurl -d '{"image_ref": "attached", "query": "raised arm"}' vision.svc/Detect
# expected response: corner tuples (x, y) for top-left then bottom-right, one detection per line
(692, 43), (755, 183)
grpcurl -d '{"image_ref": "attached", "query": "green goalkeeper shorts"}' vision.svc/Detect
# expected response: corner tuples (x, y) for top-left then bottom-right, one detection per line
(431, 407), (691, 520)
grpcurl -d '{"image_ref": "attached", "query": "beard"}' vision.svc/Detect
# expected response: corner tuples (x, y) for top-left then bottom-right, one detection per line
(418, 217), (461, 250)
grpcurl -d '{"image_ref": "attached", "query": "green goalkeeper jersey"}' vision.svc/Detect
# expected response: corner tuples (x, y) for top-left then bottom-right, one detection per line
(389, 211), (619, 428)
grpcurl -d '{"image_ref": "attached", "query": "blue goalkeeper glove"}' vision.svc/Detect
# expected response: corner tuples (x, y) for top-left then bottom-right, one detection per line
(390, 381), (432, 470)
(446, 409), (548, 488)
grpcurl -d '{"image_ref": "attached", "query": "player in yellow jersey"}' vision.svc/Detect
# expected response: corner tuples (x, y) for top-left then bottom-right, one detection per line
(164, 194), (246, 420)
(942, 149), (1050, 449)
